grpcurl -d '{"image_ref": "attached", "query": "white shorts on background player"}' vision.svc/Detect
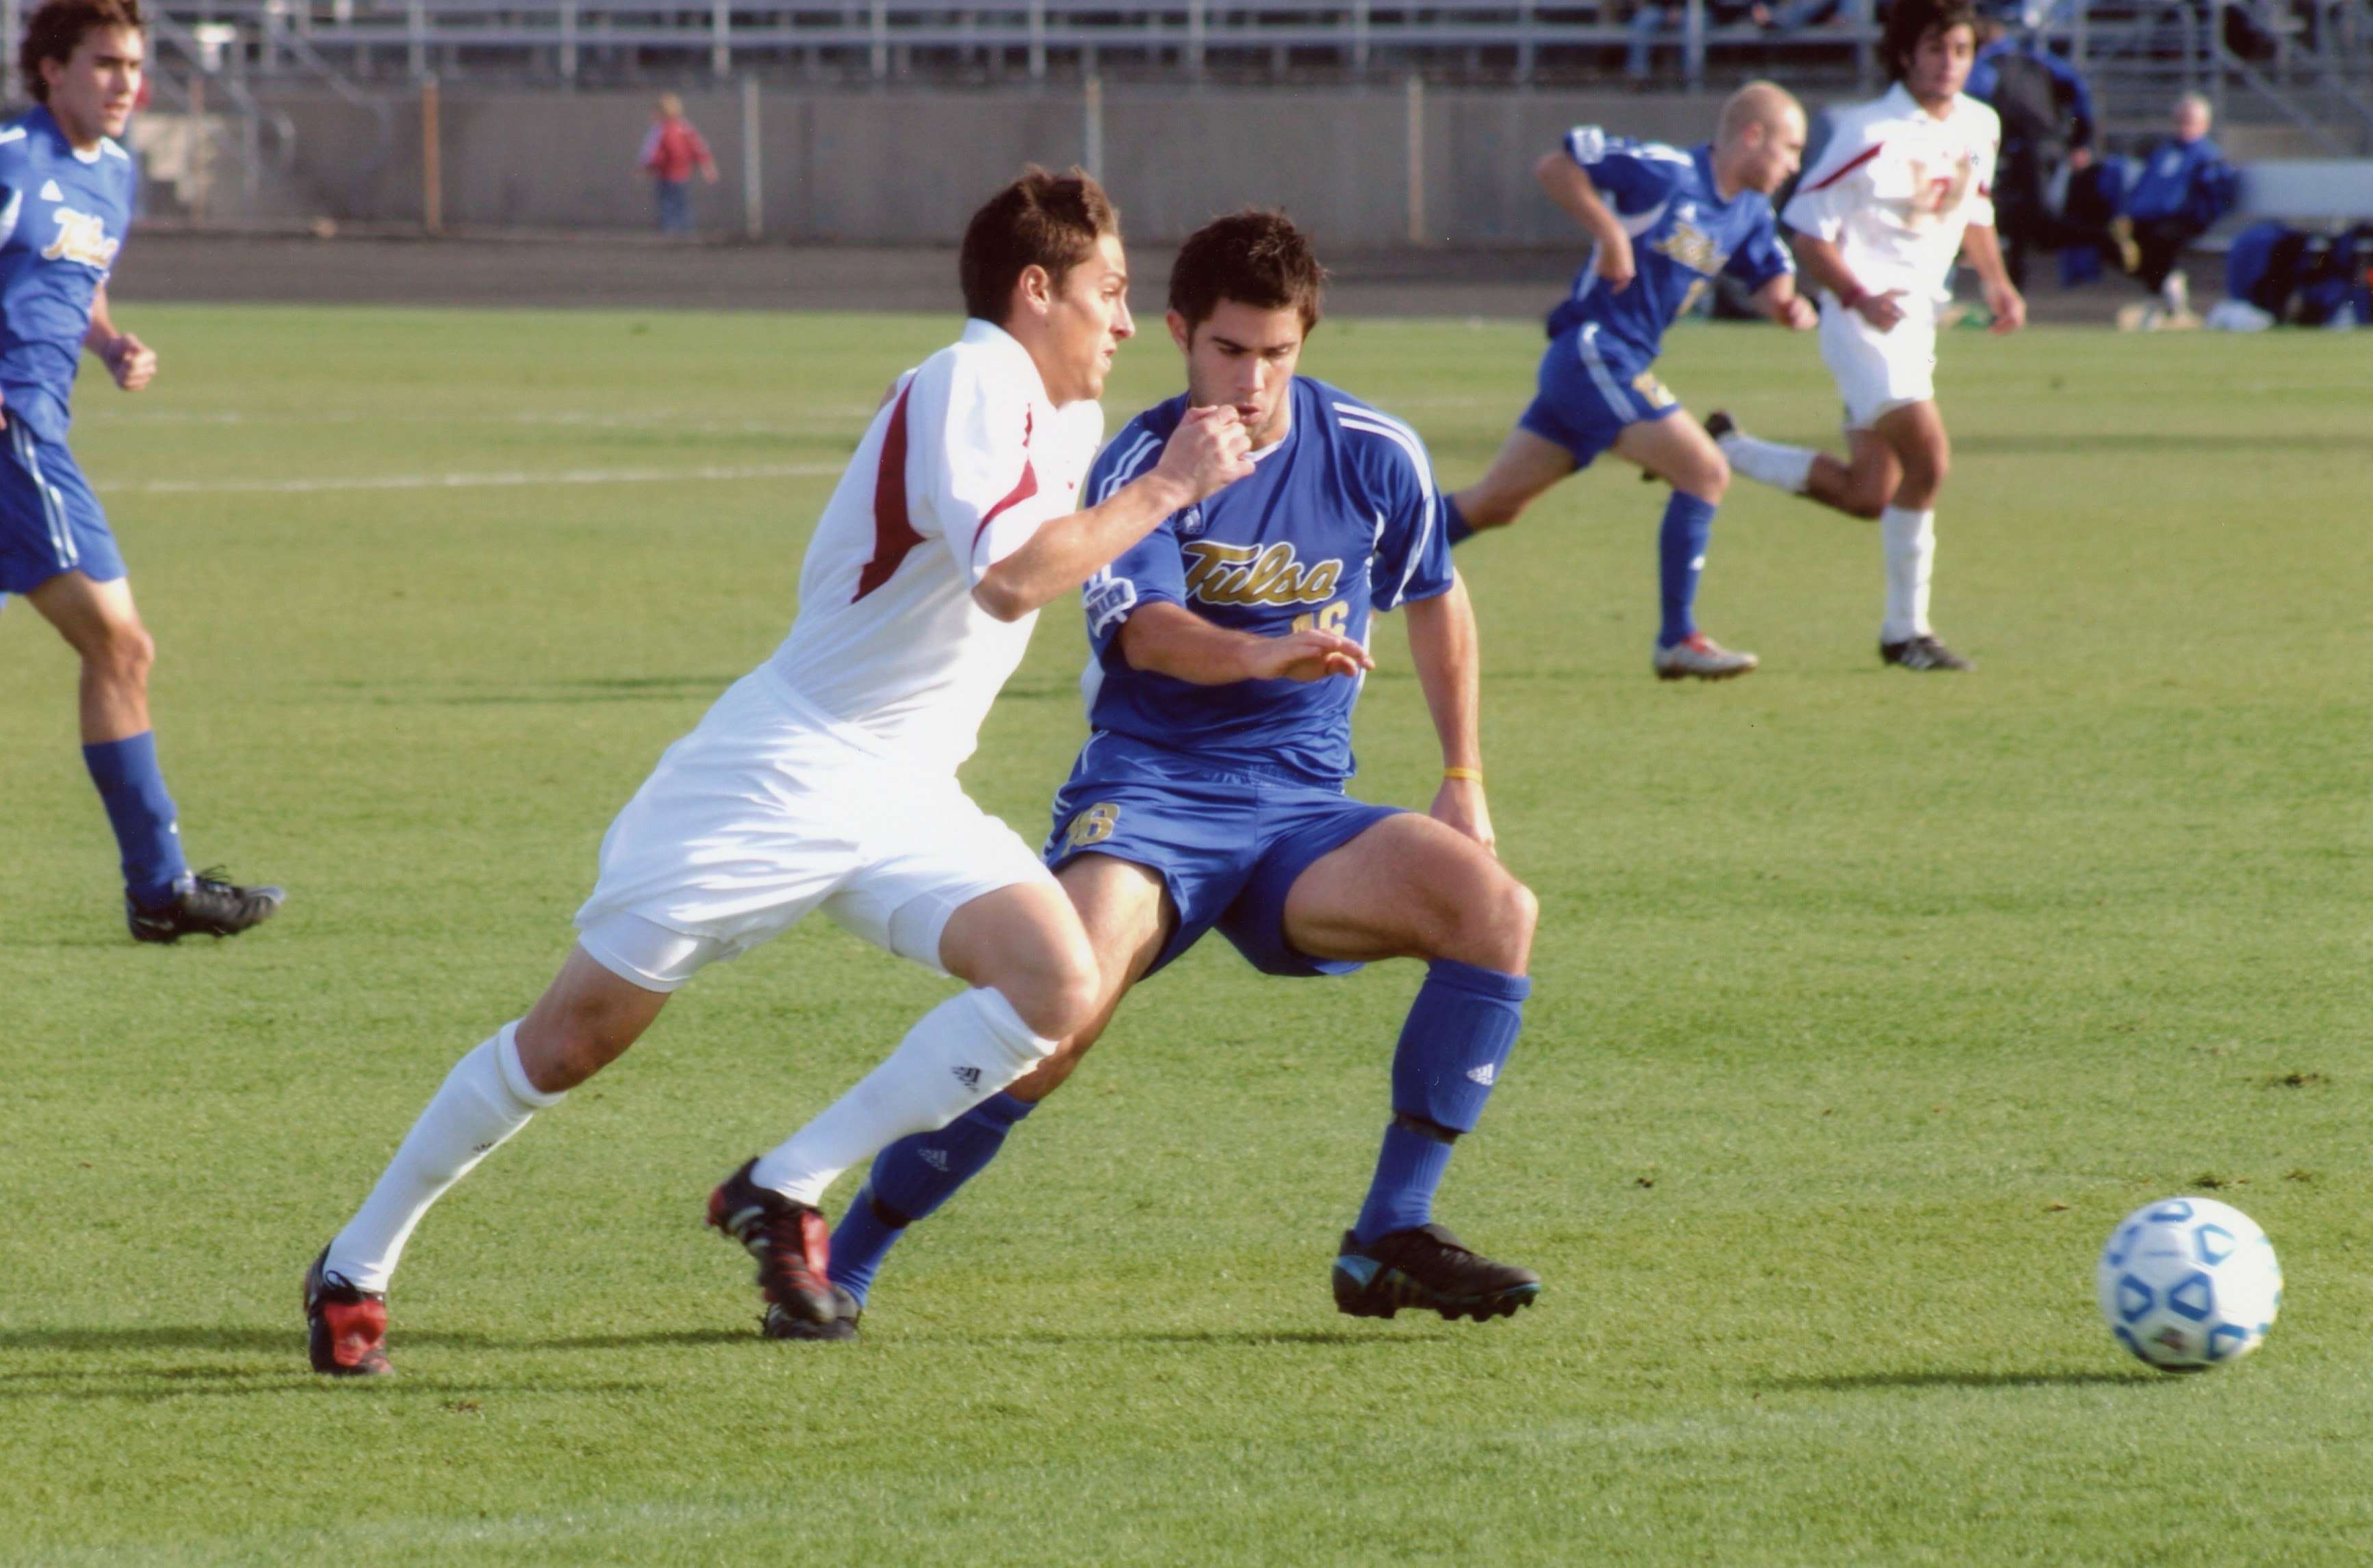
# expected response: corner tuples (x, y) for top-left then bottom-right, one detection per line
(1818, 291), (1938, 430)
(574, 318), (1103, 992)
(1784, 83), (1998, 429)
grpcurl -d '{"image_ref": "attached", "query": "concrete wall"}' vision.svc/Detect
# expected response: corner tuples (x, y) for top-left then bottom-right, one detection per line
(242, 85), (1760, 246)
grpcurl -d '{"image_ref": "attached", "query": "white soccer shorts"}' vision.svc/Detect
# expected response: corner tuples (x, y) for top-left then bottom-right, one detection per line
(573, 667), (1054, 992)
(1819, 296), (1938, 432)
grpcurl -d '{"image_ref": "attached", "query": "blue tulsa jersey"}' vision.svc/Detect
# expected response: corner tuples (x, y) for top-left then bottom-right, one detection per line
(1544, 130), (1793, 365)
(0, 107), (133, 444)
(1078, 377), (1454, 784)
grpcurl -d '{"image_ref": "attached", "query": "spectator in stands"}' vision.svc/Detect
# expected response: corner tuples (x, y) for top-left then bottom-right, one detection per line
(640, 93), (717, 235)
(2116, 92), (2237, 321)
(1966, 16), (2096, 290)
(1625, 0), (1773, 86)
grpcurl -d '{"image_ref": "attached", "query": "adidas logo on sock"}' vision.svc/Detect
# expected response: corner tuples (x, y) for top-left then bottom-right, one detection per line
(919, 1148), (951, 1172)
(1466, 1064), (1497, 1086)
(951, 1065), (982, 1089)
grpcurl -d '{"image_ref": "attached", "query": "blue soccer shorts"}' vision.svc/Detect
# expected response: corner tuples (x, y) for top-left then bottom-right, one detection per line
(1043, 732), (1403, 980)
(1518, 319), (1683, 469)
(0, 422), (124, 599)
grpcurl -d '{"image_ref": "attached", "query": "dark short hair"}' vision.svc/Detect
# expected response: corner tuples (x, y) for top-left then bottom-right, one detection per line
(1882, 0), (1979, 81)
(959, 166), (1118, 324)
(21, 0), (142, 103)
(1167, 209), (1327, 335)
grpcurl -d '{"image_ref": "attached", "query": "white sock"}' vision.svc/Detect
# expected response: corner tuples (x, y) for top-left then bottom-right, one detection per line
(751, 987), (1055, 1207)
(324, 1023), (564, 1293)
(1880, 504), (1936, 644)
(1717, 430), (1817, 494)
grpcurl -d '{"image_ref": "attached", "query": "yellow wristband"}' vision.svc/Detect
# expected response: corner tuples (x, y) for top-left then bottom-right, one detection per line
(1442, 767), (1483, 783)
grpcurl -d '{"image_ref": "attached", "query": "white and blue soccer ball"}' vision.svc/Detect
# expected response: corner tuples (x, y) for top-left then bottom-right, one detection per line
(2096, 1197), (2282, 1372)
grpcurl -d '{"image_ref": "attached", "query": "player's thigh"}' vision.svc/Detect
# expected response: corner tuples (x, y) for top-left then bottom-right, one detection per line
(1612, 406), (1725, 498)
(1283, 813), (1535, 973)
(1463, 426), (1578, 518)
(1001, 855), (1177, 1101)
(23, 569), (144, 663)
(1871, 398), (1949, 477)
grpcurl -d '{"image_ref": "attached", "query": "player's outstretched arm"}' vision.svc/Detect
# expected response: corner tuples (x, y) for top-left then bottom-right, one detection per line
(1784, 229), (1905, 332)
(1958, 224), (2028, 335)
(1535, 153), (1635, 292)
(84, 285), (156, 391)
(1402, 572), (1493, 856)
(973, 407), (1254, 622)
(1115, 600), (1372, 686)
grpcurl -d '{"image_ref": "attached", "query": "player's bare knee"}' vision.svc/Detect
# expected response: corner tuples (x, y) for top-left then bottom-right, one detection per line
(1682, 452), (1730, 504)
(1443, 868), (1537, 974)
(89, 621), (154, 693)
(1001, 938), (1103, 1042)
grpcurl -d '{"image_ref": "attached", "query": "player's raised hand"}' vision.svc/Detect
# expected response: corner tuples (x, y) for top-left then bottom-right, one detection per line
(1246, 628), (1373, 684)
(102, 333), (157, 391)
(1430, 775), (1496, 857)
(1156, 404), (1257, 501)
(1854, 289), (1908, 332)
(1984, 279), (2027, 335)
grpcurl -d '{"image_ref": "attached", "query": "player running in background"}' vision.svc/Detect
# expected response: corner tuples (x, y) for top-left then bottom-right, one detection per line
(2, 0), (282, 941)
(812, 211), (1544, 1337)
(303, 170), (1254, 1374)
(1443, 83), (1815, 682)
(1710, 0), (2024, 672)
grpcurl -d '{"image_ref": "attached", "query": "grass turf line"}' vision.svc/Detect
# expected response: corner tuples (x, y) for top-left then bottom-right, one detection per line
(1, 306), (2369, 1567)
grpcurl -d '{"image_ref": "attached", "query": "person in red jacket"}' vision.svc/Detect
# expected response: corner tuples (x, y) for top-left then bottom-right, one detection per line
(639, 93), (716, 234)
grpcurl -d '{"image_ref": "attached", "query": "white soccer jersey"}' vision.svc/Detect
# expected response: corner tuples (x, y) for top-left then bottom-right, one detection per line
(766, 319), (1105, 772)
(1783, 83), (2000, 305)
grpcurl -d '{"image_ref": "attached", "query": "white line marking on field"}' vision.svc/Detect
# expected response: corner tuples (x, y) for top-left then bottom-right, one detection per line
(99, 462), (846, 496)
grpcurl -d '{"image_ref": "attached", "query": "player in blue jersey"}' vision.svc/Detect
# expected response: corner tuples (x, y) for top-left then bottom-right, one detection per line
(808, 211), (1544, 1335)
(1444, 83), (1817, 681)
(1, 0), (281, 941)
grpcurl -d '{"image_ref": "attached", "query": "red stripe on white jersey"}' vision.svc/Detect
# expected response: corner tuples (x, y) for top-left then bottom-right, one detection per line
(854, 384), (921, 601)
(970, 407), (1038, 554)
(1801, 140), (1884, 193)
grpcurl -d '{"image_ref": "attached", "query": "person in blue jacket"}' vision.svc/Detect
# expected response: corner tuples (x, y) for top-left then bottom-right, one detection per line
(2119, 92), (2238, 318)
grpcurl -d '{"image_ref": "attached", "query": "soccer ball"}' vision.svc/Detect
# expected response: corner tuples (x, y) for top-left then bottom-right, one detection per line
(2096, 1197), (2282, 1372)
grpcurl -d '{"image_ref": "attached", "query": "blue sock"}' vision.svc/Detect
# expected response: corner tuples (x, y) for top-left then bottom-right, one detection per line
(81, 732), (188, 908)
(1353, 960), (1530, 1246)
(828, 1090), (1036, 1306)
(1656, 491), (1719, 650)
(1442, 493), (1474, 548)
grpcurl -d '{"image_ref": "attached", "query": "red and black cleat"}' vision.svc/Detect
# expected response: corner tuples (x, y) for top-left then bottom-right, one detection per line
(707, 1158), (839, 1335)
(304, 1246), (393, 1376)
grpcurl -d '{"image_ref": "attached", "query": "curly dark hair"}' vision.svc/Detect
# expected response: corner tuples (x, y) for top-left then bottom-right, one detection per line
(1881, 0), (1979, 82)
(1168, 209), (1328, 334)
(21, 0), (144, 103)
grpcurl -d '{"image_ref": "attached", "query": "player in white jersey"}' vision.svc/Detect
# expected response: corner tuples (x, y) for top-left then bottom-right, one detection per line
(1709, 0), (2024, 672)
(302, 169), (1255, 1374)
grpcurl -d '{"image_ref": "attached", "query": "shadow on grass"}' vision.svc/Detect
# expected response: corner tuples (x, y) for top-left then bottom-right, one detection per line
(0, 1326), (750, 1354)
(1765, 1370), (2159, 1392)
(903, 1327), (1456, 1348)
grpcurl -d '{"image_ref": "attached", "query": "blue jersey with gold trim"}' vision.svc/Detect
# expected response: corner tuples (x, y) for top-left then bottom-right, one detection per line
(0, 107), (134, 443)
(1545, 131), (1793, 365)
(1077, 377), (1453, 784)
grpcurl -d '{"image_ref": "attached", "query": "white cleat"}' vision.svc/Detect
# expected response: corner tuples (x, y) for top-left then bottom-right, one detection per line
(1654, 632), (1759, 682)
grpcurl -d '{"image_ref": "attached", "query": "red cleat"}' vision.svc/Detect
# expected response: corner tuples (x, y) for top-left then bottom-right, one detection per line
(707, 1158), (838, 1335)
(304, 1246), (393, 1376)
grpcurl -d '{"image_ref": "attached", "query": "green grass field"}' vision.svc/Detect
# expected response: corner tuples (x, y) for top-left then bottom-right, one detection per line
(3, 304), (2369, 1566)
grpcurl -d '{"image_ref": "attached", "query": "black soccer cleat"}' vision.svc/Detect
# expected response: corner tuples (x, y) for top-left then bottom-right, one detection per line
(1880, 634), (1975, 672)
(1333, 1223), (1541, 1323)
(767, 1283), (862, 1342)
(706, 1157), (839, 1333)
(128, 868), (285, 944)
(1704, 409), (1738, 442)
(304, 1246), (393, 1377)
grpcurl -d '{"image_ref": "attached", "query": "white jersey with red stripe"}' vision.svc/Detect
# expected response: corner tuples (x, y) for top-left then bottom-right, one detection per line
(765, 318), (1104, 772)
(1782, 83), (1999, 306)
